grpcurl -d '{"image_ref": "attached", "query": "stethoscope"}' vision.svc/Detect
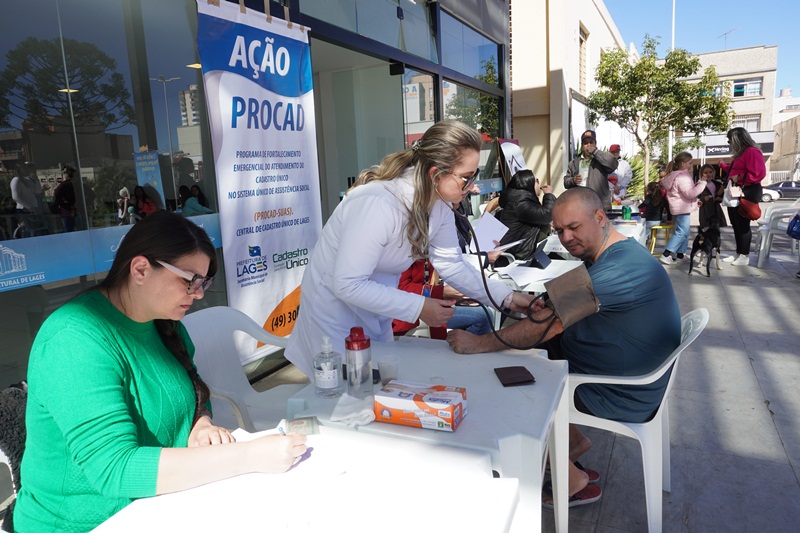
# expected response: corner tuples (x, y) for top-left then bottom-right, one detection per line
(432, 181), (559, 350)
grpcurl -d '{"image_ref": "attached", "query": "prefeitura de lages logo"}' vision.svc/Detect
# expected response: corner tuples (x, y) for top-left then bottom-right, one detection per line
(235, 245), (269, 287)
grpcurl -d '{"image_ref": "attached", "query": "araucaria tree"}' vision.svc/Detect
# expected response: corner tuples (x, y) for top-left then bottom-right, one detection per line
(587, 36), (731, 185)
(0, 37), (135, 133)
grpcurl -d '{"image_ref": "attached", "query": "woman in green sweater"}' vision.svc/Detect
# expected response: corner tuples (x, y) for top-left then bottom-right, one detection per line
(14, 212), (307, 532)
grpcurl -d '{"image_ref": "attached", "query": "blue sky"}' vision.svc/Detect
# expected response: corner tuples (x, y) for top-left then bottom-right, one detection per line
(604, 0), (799, 97)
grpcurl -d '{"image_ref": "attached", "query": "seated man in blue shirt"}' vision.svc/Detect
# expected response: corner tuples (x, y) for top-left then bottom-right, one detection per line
(447, 187), (681, 506)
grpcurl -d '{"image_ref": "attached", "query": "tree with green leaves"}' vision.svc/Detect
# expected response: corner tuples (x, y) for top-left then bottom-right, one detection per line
(587, 35), (731, 186)
(445, 58), (500, 138)
(0, 37), (135, 133)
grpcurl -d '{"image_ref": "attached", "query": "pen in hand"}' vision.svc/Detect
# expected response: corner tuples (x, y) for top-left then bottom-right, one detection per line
(278, 426), (286, 436)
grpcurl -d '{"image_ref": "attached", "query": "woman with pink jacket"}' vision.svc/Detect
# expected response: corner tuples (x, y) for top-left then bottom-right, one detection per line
(719, 127), (767, 266)
(659, 152), (705, 265)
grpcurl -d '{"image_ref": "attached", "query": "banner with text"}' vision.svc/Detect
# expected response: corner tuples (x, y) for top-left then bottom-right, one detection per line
(196, 1), (322, 362)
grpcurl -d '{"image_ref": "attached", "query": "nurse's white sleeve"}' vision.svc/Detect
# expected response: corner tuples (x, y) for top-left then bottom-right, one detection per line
(332, 194), (424, 323)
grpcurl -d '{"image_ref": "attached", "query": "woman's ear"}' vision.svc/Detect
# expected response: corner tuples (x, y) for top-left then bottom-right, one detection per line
(129, 256), (151, 287)
(428, 166), (438, 182)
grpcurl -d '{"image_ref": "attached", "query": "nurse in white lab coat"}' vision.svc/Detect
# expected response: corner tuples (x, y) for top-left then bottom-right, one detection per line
(285, 120), (532, 377)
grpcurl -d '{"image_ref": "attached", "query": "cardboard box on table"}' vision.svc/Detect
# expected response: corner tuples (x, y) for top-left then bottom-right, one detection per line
(373, 380), (467, 432)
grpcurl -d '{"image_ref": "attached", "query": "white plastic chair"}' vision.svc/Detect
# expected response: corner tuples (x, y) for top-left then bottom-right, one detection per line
(755, 202), (800, 268)
(182, 306), (304, 432)
(568, 308), (709, 533)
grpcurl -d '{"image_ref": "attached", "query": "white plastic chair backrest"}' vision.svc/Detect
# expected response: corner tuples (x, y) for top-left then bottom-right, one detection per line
(182, 306), (287, 404)
(651, 308), (709, 416)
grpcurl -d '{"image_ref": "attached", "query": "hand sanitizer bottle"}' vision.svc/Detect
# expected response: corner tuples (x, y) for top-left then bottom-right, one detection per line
(314, 336), (343, 398)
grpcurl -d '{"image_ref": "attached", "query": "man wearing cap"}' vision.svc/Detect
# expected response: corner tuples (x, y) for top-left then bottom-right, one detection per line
(608, 144), (633, 200)
(564, 130), (618, 211)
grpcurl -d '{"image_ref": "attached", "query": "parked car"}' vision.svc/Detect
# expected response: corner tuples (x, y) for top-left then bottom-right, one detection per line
(761, 188), (782, 202)
(765, 180), (800, 200)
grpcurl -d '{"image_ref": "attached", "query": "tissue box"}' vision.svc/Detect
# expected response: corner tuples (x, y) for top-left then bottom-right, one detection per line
(374, 380), (467, 432)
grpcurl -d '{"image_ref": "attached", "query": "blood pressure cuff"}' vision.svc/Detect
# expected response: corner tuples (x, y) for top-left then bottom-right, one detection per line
(542, 264), (600, 329)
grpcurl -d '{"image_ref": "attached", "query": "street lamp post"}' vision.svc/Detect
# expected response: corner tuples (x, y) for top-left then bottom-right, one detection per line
(149, 75), (180, 208)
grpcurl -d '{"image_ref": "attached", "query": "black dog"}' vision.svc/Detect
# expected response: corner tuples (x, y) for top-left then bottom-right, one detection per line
(688, 219), (722, 277)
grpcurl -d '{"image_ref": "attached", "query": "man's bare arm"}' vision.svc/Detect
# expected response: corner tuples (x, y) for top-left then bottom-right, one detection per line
(447, 307), (564, 354)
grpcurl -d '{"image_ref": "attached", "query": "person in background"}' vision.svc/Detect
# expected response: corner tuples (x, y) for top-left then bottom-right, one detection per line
(639, 182), (666, 248)
(564, 130), (618, 211)
(697, 164), (727, 230)
(133, 185), (158, 217)
(608, 144), (633, 201)
(191, 184), (210, 209)
(284, 120), (533, 378)
(719, 127), (766, 266)
(495, 169), (556, 264)
(658, 152), (705, 265)
(14, 212), (306, 531)
(10, 162), (44, 236)
(447, 187), (681, 509)
(179, 185), (214, 217)
(54, 166), (78, 232)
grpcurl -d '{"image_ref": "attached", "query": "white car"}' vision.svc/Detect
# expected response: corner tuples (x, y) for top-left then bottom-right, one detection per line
(761, 188), (782, 202)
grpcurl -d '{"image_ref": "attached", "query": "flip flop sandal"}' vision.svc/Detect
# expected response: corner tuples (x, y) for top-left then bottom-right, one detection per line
(573, 460), (601, 484)
(545, 461), (601, 484)
(541, 480), (602, 509)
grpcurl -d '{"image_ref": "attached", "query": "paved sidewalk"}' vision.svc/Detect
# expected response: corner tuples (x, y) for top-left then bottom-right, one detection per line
(543, 225), (800, 532)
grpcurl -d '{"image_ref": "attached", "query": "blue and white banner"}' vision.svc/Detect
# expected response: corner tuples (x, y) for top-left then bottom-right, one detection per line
(133, 150), (167, 209)
(196, 1), (322, 359)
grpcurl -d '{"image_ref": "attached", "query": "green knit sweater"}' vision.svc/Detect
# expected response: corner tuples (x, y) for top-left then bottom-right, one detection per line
(14, 291), (198, 532)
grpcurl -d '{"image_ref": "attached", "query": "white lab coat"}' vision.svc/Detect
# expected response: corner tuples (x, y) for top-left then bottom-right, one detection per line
(285, 170), (513, 378)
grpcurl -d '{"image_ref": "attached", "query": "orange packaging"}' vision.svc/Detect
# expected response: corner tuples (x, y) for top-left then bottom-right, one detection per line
(373, 380), (467, 432)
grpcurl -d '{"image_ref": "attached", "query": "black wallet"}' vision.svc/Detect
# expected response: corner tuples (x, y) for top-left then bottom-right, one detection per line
(494, 366), (535, 387)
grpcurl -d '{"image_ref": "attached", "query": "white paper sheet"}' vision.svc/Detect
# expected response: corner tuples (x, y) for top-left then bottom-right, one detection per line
(468, 212), (509, 252)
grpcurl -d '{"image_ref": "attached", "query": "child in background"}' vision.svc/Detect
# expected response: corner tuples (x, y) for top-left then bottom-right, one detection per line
(639, 182), (665, 248)
(659, 152), (706, 265)
(697, 164), (727, 230)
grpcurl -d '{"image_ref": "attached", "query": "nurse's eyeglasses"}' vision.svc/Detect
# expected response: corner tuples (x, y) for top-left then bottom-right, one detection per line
(448, 169), (480, 191)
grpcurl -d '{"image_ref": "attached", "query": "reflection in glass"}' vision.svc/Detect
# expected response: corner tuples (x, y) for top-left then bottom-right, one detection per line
(401, 69), (434, 148)
(300, 0), (436, 62)
(443, 80), (501, 139)
(440, 11), (499, 84)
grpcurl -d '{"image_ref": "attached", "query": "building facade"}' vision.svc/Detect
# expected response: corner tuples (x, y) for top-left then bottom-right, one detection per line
(0, 0), (511, 384)
(509, 0), (635, 194)
(682, 46), (778, 167)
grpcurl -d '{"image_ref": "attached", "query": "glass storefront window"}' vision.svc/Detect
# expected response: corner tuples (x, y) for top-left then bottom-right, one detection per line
(440, 11), (499, 84)
(401, 69), (435, 148)
(0, 0), (226, 386)
(300, 0), (437, 62)
(443, 79), (501, 138)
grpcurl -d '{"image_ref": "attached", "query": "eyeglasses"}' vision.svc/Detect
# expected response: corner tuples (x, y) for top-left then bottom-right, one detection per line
(156, 260), (213, 295)
(449, 169), (480, 191)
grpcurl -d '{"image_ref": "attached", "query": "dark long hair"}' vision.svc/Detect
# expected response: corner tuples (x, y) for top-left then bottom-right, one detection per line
(507, 169), (537, 191)
(98, 211), (216, 422)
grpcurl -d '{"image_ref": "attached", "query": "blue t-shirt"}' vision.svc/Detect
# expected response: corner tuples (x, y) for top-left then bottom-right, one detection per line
(562, 238), (681, 423)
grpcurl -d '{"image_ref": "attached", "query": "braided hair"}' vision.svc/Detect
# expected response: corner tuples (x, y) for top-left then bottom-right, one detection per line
(97, 211), (216, 422)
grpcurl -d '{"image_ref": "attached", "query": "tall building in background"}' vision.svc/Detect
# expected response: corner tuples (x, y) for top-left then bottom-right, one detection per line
(179, 84), (200, 126)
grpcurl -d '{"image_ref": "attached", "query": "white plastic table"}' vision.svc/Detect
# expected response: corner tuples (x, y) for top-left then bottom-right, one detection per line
(95, 426), (519, 532)
(286, 336), (570, 533)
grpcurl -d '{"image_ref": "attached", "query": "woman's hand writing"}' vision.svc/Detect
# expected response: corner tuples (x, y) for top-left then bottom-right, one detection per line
(188, 415), (235, 447)
(248, 433), (308, 474)
(419, 298), (456, 327)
